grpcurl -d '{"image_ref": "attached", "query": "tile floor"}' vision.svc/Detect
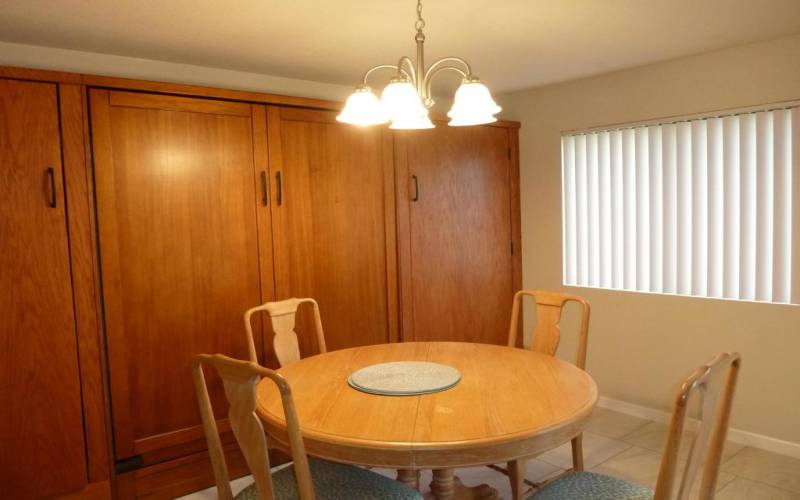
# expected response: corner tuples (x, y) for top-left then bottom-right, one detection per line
(179, 408), (800, 499)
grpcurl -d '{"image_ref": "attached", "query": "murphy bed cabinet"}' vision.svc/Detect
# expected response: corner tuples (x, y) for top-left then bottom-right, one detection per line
(395, 125), (520, 344)
(266, 107), (400, 359)
(0, 65), (520, 499)
(0, 75), (111, 498)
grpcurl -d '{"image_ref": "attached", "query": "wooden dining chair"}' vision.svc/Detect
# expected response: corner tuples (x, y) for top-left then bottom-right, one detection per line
(192, 353), (423, 500)
(503, 290), (590, 498)
(530, 352), (742, 500)
(244, 298), (327, 366)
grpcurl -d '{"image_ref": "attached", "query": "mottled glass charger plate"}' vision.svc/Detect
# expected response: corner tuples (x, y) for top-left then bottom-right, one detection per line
(347, 361), (462, 396)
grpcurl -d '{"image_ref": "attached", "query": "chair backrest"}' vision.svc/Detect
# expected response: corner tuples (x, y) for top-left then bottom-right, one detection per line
(244, 298), (327, 366)
(506, 290), (590, 368)
(653, 352), (742, 500)
(192, 354), (315, 500)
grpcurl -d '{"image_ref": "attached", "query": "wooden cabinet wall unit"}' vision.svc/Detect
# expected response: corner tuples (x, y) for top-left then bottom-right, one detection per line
(0, 72), (112, 498)
(395, 123), (521, 345)
(89, 89), (274, 466)
(0, 64), (519, 499)
(266, 106), (399, 360)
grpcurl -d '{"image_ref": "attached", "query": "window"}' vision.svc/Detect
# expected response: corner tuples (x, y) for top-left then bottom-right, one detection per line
(561, 106), (799, 304)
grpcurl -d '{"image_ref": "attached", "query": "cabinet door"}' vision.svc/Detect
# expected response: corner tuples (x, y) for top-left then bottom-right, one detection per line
(90, 90), (274, 461)
(396, 125), (516, 344)
(267, 107), (398, 360)
(0, 79), (87, 497)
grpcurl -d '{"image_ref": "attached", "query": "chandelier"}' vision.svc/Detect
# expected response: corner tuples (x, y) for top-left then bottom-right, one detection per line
(337, 0), (501, 129)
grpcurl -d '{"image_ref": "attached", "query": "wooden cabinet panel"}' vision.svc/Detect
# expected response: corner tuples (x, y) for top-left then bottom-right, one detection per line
(396, 125), (516, 344)
(267, 107), (398, 359)
(90, 90), (271, 460)
(0, 78), (87, 497)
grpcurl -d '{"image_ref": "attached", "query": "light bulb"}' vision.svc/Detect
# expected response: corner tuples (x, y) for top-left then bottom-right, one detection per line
(336, 86), (388, 126)
(447, 79), (502, 126)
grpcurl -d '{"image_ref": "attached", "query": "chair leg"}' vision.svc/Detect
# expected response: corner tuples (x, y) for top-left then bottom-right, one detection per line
(508, 459), (525, 500)
(571, 434), (584, 471)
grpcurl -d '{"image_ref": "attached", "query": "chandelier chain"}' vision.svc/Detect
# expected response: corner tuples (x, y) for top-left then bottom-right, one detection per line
(415, 0), (425, 33)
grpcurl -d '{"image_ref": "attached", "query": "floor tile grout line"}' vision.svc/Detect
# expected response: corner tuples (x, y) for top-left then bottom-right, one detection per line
(733, 475), (800, 495)
(614, 420), (653, 441)
(585, 418), (651, 441)
(588, 440), (634, 469)
(719, 443), (747, 465)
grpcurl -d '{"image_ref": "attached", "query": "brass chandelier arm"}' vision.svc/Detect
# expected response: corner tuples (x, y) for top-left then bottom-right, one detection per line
(423, 57), (473, 84)
(361, 64), (413, 86)
(424, 65), (469, 106)
(397, 56), (418, 83)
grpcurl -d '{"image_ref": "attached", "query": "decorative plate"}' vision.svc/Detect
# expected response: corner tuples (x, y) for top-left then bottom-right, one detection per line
(347, 361), (461, 396)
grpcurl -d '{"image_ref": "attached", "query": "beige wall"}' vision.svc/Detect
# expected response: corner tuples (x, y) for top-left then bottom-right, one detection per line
(499, 34), (800, 444)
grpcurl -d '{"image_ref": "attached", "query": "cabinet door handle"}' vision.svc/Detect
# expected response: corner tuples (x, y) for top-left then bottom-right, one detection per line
(260, 171), (268, 206)
(411, 174), (420, 202)
(46, 167), (57, 208)
(275, 171), (283, 206)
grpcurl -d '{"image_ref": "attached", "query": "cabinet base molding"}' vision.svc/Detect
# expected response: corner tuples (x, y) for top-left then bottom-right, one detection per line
(114, 446), (291, 499)
(115, 445), (248, 500)
(55, 481), (112, 500)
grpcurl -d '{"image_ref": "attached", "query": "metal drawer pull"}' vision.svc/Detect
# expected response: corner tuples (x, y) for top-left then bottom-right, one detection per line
(260, 171), (268, 206)
(276, 171), (283, 206)
(46, 167), (57, 208)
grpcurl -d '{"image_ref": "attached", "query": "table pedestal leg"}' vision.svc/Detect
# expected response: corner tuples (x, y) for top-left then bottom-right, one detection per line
(426, 469), (499, 500)
(508, 460), (525, 500)
(397, 469), (420, 490)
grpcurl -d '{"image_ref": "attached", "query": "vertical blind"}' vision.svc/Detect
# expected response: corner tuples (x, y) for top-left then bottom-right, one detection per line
(561, 106), (799, 305)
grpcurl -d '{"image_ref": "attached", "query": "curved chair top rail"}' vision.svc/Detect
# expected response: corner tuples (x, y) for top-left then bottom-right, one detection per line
(507, 289), (591, 369)
(243, 297), (327, 367)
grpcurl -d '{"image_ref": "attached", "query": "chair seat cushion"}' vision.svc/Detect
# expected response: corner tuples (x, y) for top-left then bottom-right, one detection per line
(529, 471), (654, 500)
(235, 458), (422, 500)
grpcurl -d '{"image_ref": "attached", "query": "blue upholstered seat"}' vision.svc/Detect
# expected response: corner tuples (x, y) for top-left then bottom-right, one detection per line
(234, 458), (422, 500)
(529, 471), (654, 500)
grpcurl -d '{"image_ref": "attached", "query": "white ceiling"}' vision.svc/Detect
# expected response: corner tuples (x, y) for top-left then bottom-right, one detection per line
(1, 0), (799, 95)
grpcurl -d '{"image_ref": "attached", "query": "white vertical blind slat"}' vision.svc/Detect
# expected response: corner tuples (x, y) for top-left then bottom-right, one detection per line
(623, 129), (637, 290)
(649, 126), (664, 293)
(588, 133), (601, 287)
(635, 127), (651, 292)
(707, 117), (724, 298)
(691, 120), (708, 297)
(599, 132), (612, 288)
(562, 135), (577, 285)
(561, 106), (796, 305)
(576, 135), (589, 286)
(722, 116), (741, 299)
(791, 108), (800, 305)
(740, 113), (757, 301)
(611, 131), (624, 289)
(755, 112), (774, 302)
(677, 122), (693, 295)
(662, 124), (678, 294)
(772, 110), (791, 303)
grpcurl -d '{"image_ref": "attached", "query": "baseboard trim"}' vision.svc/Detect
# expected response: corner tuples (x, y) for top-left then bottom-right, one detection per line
(597, 396), (800, 460)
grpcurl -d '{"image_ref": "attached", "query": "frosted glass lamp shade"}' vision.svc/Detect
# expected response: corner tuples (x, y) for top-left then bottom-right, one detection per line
(336, 87), (388, 126)
(447, 80), (502, 126)
(381, 80), (430, 126)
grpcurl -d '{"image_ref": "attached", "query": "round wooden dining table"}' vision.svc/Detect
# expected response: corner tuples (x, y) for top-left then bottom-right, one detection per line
(256, 341), (597, 499)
